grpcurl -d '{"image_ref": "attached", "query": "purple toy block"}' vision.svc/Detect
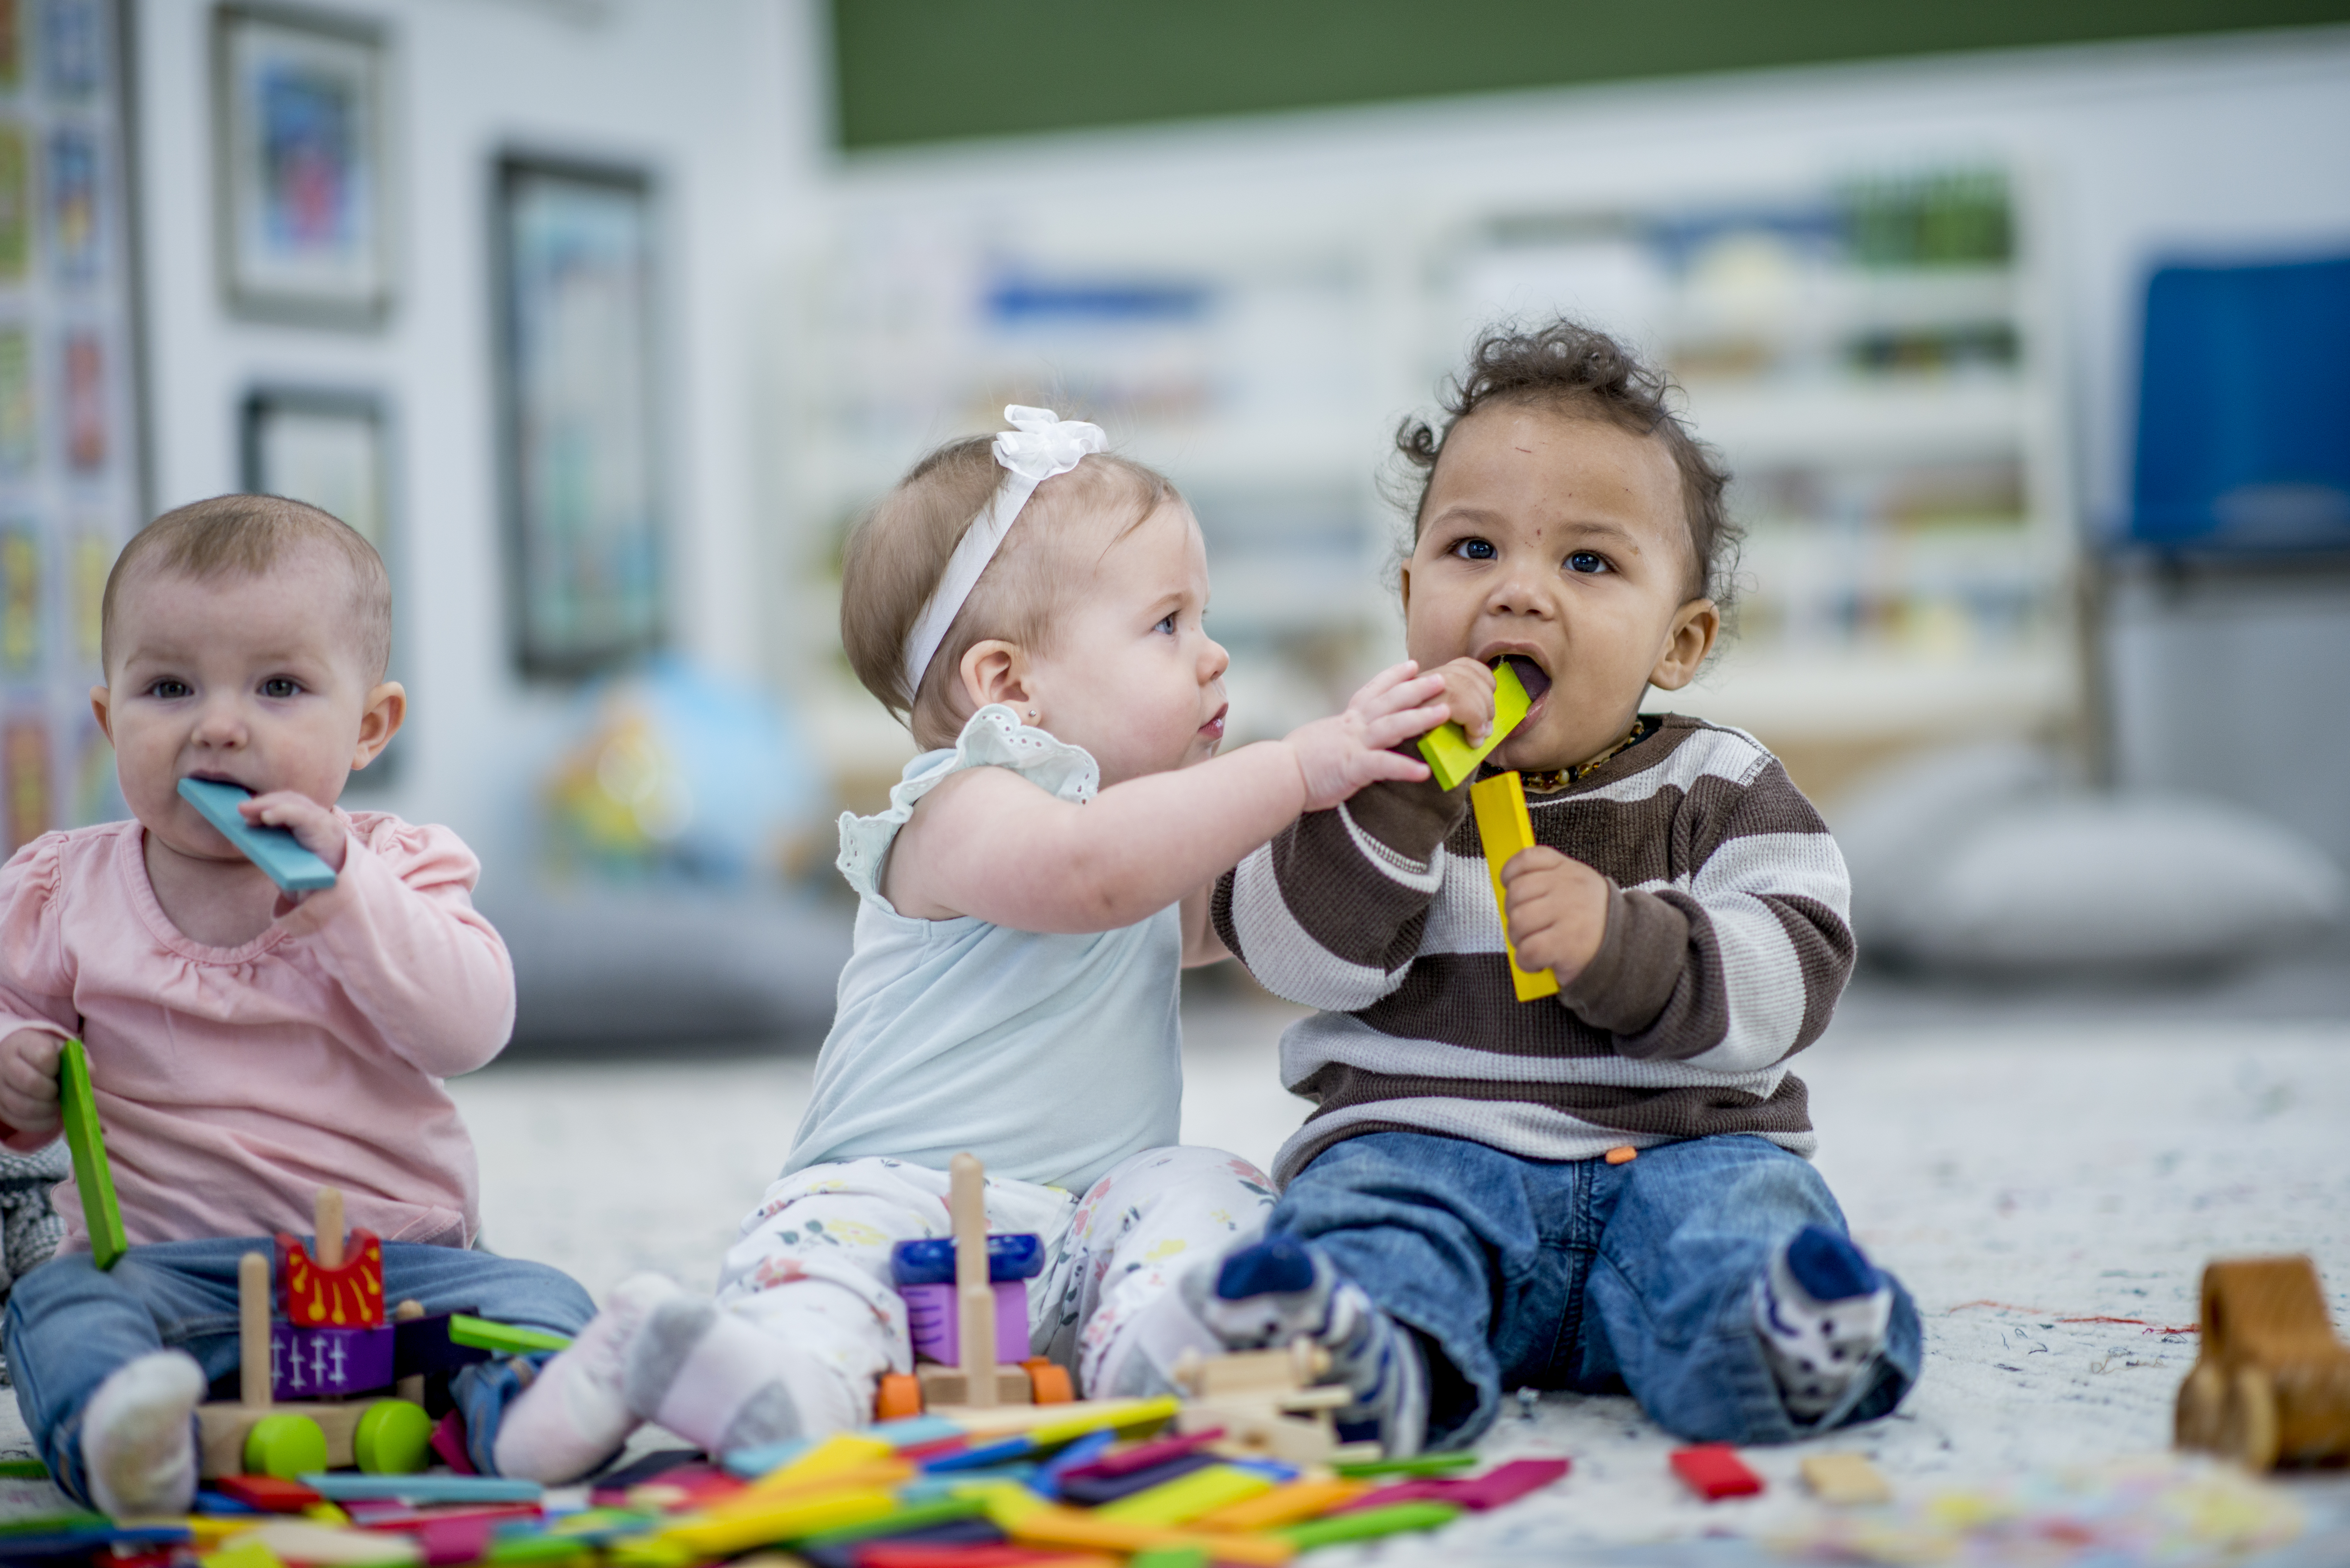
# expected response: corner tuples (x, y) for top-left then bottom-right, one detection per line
(271, 1321), (396, 1400)
(901, 1279), (1027, 1365)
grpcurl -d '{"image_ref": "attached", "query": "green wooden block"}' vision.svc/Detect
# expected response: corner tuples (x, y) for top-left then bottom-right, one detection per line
(1278, 1499), (1462, 1548)
(448, 1315), (572, 1355)
(1333, 1449), (1479, 1479)
(796, 1496), (988, 1549)
(0, 1459), (51, 1479)
(57, 1039), (126, 1270)
(1415, 660), (1533, 791)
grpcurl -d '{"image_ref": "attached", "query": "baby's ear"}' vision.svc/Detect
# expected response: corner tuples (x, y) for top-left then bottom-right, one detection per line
(1649, 600), (1719, 691)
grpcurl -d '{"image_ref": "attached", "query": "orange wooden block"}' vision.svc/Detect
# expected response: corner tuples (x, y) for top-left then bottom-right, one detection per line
(279, 1231), (385, 1327)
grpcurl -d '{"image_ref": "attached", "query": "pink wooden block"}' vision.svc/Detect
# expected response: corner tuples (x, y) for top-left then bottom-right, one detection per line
(900, 1278), (1027, 1364)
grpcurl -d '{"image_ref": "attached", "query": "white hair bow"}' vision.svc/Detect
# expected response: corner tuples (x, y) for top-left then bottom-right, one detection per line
(900, 407), (1107, 702)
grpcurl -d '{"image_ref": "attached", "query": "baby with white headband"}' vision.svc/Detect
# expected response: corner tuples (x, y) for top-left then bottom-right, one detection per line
(494, 409), (1464, 1477)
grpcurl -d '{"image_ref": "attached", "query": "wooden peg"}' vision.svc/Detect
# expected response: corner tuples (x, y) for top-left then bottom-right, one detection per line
(394, 1300), (426, 1406)
(239, 1250), (272, 1408)
(315, 1188), (345, 1269)
(950, 1152), (996, 1408)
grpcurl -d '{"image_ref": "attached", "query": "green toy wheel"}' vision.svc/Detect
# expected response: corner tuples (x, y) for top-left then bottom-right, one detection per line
(243, 1413), (328, 1478)
(353, 1398), (434, 1474)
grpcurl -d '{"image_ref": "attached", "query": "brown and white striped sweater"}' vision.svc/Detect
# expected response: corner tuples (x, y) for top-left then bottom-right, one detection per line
(1212, 714), (1854, 1185)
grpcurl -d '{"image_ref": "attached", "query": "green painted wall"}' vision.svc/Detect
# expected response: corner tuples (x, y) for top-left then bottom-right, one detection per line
(830, 1), (2350, 149)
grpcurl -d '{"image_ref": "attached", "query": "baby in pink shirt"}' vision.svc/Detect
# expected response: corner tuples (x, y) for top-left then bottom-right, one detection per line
(0, 496), (593, 1516)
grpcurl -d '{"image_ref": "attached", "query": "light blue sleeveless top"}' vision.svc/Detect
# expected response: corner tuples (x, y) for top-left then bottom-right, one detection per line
(785, 705), (1182, 1195)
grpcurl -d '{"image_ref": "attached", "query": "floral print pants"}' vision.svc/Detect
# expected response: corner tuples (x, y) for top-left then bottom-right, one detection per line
(714, 1146), (1275, 1420)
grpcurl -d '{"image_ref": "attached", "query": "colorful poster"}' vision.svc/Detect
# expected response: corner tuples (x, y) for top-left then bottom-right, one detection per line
(71, 526), (104, 665)
(61, 327), (100, 469)
(0, 124), (28, 281)
(72, 716), (118, 825)
(0, 0), (21, 90)
(3, 717), (47, 854)
(40, 0), (98, 98)
(0, 523), (36, 672)
(0, 325), (32, 473)
(45, 124), (95, 282)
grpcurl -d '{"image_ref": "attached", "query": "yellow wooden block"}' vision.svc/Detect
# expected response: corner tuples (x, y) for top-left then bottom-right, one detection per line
(1468, 770), (1560, 1002)
(1417, 660), (1534, 792)
(1002, 1503), (1295, 1566)
(1800, 1451), (1891, 1505)
(752, 1432), (896, 1490)
(721, 1460), (911, 1512)
(1194, 1476), (1371, 1532)
(1010, 1395), (1182, 1447)
(661, 1488), (899, 1555)
(1097, 1463), (1275, 1526)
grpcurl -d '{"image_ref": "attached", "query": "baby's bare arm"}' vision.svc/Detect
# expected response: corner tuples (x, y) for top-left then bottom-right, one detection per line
(890, 663), (1451, 931)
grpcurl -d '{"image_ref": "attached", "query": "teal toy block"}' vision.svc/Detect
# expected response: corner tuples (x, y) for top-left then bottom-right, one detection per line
(176, 777), (339, 892)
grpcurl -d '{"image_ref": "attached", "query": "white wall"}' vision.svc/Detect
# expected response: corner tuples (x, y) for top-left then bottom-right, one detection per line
(131, 0), (824, 880)
(818, 26), (2350, 542)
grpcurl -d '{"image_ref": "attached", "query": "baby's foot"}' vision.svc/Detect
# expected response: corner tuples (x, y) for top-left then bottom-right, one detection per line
(494, 1272), (680, 1482)
(82, 1350), (204, 1519)
(1196, 1234), (1428, 1457)
(624, 1295), (859, 1455)
(1753, 1225), (1893, 1423)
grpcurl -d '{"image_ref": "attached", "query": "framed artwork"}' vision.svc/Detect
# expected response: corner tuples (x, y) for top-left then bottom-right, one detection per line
(493, 153), (661, 677)
(240, 385), (388, 552)
(213, 4), (391, 326)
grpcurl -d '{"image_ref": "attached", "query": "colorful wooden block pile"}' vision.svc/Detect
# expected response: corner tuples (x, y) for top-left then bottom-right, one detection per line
(0, 1406), (1574, 1568)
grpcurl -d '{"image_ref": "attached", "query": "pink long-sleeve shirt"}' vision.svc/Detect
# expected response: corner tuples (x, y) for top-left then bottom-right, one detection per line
(0, 812), (514, 1251)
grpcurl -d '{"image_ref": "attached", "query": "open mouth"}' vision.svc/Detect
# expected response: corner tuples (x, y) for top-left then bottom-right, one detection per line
(1492, 654), (1554, 702)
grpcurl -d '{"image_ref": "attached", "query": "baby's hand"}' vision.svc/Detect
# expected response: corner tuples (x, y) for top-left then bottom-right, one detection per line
(0, 1030), (64, 1139)
(1497, 847), (1611, 983)
(240, 791), (348, 875)
(1430, 657), (1498, 744)
(1284, 661), (1452, 812)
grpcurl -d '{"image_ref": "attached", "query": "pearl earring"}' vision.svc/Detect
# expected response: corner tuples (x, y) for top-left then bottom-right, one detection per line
(1027, 708), (1039, 722)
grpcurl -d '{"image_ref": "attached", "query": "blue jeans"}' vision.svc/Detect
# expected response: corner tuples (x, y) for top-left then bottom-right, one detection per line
(1268, 1132), (1921, 1448)
(5, 1240), (595, 1505)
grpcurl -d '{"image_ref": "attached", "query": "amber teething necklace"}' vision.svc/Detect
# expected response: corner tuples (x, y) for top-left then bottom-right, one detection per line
(1512, 717), (1650, 795)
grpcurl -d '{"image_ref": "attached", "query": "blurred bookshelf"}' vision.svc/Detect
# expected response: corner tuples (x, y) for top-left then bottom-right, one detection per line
(780, 163), (2077, 813)
(1440, 167), (2080, 802)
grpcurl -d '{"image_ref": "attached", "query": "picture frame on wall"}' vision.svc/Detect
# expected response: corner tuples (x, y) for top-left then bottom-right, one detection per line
(241, 384), (398, 777)
(494, 153), (662, 677)
(213, 4), (392, 327)
(239, 385), (388, 553)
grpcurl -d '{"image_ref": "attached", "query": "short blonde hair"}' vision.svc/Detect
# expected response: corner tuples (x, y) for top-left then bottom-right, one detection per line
(841, 436), (1179, 750)
(102, 494), (393, 680)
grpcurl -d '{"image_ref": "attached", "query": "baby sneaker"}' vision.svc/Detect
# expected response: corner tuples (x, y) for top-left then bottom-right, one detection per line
(494, 1271), (680, 1482)
(1194, 1234), (1429, 1457)
(1753, 1224), (1893, 1423)
(82, 1350), (205, 1519)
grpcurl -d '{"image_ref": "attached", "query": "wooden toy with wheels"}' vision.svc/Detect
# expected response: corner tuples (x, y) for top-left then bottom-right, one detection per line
(2175, 1254), (2350, 1469)
(1169, 1339), (1380, 1467)
(873, 1152), (1075, 1419)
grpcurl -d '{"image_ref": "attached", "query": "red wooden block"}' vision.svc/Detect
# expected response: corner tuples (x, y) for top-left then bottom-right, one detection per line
(1671, 1444), (1762, 1501)
(277, 1230), (386, 1327)
(215, 1475), (322, 1513)
(1056, 1426), (1224, 1482)
(855, 1547), (1069, 1568)
(1448, 1456), (1571, 1509)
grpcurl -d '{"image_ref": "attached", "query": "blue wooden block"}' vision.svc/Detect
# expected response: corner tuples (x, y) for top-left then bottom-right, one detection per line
(299, 1474), (542, 1503)
(176, 778), (338, 892)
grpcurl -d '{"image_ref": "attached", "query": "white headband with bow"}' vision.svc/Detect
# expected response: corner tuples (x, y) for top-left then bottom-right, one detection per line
(900, 405), (1108, 702)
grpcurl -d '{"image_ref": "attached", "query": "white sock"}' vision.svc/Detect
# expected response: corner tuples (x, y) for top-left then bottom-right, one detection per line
(493, 1273), (681, 1483)
(624, 1296), (860, 1454)
(82, 1351), (204, 1519)
(1753, 1225), (1892, 1423)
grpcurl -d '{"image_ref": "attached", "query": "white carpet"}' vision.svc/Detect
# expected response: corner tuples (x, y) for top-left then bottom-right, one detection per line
(435, 995), (2350, 1561)
(7, 991), (2345, 1563)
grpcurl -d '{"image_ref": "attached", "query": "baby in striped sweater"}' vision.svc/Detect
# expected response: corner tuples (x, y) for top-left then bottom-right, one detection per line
(1197, 320), (1921, 1453)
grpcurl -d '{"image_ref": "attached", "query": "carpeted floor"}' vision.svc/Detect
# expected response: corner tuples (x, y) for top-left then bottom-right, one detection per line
(7, 971), (2348, 1563)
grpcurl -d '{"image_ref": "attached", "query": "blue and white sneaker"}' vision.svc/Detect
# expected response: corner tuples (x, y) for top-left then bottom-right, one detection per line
(1753, 1224), (1892, 1422)
(1191, 1234), (1429, 1456)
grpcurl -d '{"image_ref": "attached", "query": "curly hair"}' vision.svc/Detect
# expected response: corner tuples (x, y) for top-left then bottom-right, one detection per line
(1396, 319), (1739, 610)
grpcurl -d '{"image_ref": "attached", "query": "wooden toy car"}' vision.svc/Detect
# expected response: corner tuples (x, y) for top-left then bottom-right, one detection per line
(873, 1153), (1075, 1419)
(2175, 1254), (2350, 1468)
(1169, 1340), (1380, 1467)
